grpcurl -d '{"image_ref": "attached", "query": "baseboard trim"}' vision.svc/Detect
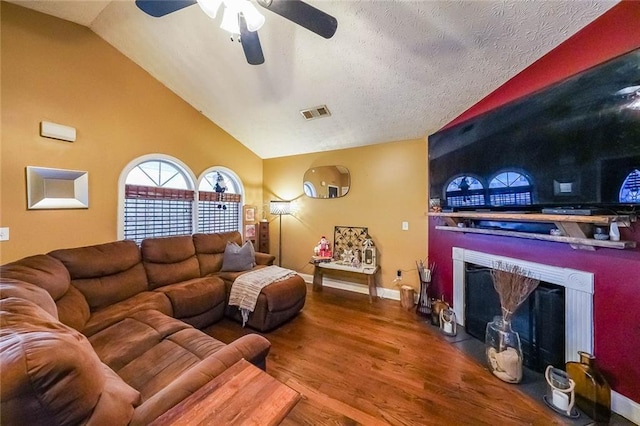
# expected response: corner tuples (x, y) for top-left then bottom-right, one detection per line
(298, 274), (639, 423)
(299, 273), (405, 301)
(612, 391), (640, 424)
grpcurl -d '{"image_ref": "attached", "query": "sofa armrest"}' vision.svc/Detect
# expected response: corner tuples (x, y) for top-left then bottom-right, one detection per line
(255, 252), (276, 266)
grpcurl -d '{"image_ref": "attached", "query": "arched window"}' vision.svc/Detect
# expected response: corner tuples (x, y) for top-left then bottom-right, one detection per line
(488, 170), (533, 206)
(303, 181), (317, 198)
(197, 167), (244, 234)
(445, 175), (486, 207)
(120, 155), (196, 243)
(619, 168), (640, 203)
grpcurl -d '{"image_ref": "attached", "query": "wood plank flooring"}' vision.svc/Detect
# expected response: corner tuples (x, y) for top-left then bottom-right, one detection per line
(204, 285), (572, 425)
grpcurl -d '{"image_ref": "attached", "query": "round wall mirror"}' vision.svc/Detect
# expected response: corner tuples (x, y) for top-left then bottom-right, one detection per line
(303, 166), (350, 198)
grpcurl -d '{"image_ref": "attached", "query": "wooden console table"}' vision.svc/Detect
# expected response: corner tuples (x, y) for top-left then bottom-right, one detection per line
(311, 260), (380, 302)
(150, 359), (300, 426)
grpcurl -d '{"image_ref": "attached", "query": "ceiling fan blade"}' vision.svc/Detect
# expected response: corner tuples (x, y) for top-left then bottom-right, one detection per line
(240, 14), (265, 65)
(256, 0), (337, 39)
(135, 0), (196, 17)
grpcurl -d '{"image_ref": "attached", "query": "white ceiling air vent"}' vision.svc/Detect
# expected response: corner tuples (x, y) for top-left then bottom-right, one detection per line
(300, 105), (331, 121)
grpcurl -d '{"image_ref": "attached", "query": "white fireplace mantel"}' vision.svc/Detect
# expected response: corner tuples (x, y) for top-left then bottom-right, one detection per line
(452, 247), (594, 363)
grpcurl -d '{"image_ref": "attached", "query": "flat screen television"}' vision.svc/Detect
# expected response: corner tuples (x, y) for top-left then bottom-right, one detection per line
(428, 47), (640, 214)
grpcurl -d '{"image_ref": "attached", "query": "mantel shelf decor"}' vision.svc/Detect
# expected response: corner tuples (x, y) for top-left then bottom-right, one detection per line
(429, 212), (636, 250)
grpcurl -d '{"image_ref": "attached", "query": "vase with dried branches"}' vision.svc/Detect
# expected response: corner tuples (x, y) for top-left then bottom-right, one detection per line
(485, 261), (539, 384)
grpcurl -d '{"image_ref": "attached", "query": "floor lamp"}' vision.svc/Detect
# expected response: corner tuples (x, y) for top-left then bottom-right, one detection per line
(270, 200), (291, 266)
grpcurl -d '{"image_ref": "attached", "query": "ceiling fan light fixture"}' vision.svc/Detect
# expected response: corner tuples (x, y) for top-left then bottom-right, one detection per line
(196, 0), (222, 19)
(220, 5), (241, 34)
(240, 1), (265, 32)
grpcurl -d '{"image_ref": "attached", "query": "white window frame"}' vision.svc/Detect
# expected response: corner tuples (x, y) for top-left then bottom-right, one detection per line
(117, 154), (197, 240)
(197, 166), (245, 234)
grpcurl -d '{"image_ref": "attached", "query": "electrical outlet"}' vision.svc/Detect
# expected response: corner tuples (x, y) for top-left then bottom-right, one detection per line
(402, 221), (409, 231)
(0, 227), (9, 241)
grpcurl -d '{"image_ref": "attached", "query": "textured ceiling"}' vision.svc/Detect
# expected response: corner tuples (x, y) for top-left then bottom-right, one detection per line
(9, 0), (617, 159)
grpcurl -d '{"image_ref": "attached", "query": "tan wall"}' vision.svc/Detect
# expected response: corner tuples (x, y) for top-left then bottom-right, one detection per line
(264, 139), (428, 292)
(0, 3), (263, 262)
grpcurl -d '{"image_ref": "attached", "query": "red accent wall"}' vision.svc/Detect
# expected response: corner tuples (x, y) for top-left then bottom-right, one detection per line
(429, 1), (640, 403)
(445, 1), (640, 129)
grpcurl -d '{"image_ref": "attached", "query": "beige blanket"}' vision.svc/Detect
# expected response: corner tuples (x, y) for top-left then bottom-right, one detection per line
(229, 266), (297, 326)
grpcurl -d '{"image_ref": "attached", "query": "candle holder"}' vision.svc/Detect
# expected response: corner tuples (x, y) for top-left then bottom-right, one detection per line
(439, 307), (457, 336)
(544, 365), (579, 418)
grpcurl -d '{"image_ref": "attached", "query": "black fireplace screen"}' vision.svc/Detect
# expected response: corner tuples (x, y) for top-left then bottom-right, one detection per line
(465, 265), (565, 372)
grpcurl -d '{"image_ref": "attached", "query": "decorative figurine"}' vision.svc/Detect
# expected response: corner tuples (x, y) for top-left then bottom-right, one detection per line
(317, 236), (331, 258)
(214, 172), (227, 193)
(352, 249), (362, 268)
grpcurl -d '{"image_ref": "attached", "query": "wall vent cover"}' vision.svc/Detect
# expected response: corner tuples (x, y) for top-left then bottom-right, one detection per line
(300, 105), (331, 121)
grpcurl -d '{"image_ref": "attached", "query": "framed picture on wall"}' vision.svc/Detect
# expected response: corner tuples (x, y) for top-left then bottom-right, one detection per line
(244, 205), (256, 222)
(245, 224), (256, 239)
(243, 205), (257, 241)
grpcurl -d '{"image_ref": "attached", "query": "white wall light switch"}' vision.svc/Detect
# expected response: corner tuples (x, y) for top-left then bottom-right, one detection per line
(402, 221), (409, 231)
(0, 227), (9, 241)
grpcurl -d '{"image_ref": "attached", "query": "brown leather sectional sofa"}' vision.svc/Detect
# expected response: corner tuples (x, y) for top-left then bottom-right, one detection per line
(0, 231), (307, 425)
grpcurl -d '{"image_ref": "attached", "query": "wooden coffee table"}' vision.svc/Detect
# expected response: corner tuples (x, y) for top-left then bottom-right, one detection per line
(150, 359), (300, 426)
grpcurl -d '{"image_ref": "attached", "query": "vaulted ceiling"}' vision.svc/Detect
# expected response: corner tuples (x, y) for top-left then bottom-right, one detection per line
(9, 0), (617, 158)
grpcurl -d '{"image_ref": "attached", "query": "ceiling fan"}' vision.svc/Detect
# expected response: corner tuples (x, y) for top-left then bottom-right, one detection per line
(135, 0), (338, 65)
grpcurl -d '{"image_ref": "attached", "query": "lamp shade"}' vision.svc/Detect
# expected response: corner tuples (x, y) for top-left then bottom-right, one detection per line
(270, 200), (291, 215)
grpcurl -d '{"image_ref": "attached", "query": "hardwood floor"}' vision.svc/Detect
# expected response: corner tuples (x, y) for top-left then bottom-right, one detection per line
(204, 285), (574, 425)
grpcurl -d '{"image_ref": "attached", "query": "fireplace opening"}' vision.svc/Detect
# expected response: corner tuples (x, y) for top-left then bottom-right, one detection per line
(464, 264), (565, 372)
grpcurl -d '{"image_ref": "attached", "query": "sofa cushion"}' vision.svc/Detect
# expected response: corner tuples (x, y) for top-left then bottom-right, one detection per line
(153, 276), (226, 319)
(221, 241), (256, 272)
(0, 254), (70, 301)
(141, 236), (200, 289)
(55, 285), (91, 331)
(0, 297), (140, 426)
(85, 308), (270, 425)
(258, 274), (308, 312)
(50, 240), (149, 310)
(0, 278), (58, 319)
(89, 310), (196, 372)
(193, 231), (242, 276)
(82, 291), (172, 337)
